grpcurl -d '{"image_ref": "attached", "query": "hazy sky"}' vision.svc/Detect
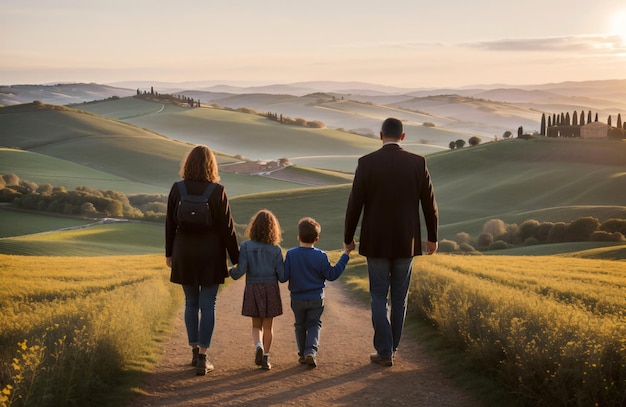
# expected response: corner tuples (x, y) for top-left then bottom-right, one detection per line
(2, 0), (626, 88)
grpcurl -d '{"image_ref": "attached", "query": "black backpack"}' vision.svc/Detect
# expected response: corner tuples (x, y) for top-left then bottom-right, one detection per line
(175, 181), (217, 230)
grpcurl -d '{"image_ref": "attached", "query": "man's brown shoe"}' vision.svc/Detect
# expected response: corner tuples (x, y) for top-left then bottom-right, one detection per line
(369, 353), (393, 367)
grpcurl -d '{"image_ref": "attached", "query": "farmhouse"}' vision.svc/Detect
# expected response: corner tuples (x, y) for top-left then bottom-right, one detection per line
(220, 160), (282, 175)
(580, 122), (609, 139)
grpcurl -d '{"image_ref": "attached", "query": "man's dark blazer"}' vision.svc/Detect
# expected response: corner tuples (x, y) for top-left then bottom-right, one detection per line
(344, 143), (438, 258)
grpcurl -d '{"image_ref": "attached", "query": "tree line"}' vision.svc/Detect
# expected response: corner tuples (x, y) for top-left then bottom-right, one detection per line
(540, 110), (625, 139)
(439, 216), (626, 253)
(0, 174), (167, 222)
(136, 87), (200, 107)
(448, 136), (482, 150)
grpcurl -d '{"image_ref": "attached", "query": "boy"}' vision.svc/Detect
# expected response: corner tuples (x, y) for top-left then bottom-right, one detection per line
(282, 217), (354, 367)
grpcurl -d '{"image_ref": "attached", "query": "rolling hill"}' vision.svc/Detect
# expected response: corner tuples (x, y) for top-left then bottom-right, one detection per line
(4, 80), (625, 155)
(0, 102), (349, 195)
(1, 96), (624, 255)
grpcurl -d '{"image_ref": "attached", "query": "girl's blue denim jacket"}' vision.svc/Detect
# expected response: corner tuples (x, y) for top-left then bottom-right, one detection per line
(229, 240), (285, 284)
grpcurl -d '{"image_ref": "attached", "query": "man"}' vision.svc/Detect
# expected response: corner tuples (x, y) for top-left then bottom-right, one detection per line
(344, 117), (438, 367)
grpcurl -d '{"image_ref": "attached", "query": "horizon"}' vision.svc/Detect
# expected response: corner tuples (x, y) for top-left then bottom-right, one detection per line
(1, 1), (626, 88)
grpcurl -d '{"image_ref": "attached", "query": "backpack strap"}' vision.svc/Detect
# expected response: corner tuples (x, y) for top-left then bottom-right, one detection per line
(200, 182), (217, 200)
(176, 180), (189, 198)
(177, 181), (217, 201)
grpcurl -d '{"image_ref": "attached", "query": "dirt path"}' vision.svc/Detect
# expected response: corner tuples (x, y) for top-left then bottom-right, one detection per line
(129, 278), (480, 406)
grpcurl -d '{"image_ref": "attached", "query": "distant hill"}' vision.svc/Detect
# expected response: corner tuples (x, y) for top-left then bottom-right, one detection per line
(0, 101), (356, 195)
(3, 80), (626, 145)
(0, 83), (135, 106)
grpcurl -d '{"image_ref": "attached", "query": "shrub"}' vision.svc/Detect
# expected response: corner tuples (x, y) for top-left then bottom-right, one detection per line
(423, 122), (435, 127)
(468, 136), (481, 146)
(589, 231), (625, 242)
(307, 120), (325, 128)
(524, 237), (539, 245)
(483, 219), (507, 237)
(547, 222), (567, 243)
(566, 217), (600, 242)
(518, 219), (540, 241)
(438, 239), (460, 252)
(488, 240), (510, 250)
(496, 223), (519, 244)
(455, 232), (470, 245)
(600, 218), (626, 236)
(534, 222), (554, 242)
(2, 174), (19, 186)
(477, 233), (494, 249)
(459, 243), (477, 252)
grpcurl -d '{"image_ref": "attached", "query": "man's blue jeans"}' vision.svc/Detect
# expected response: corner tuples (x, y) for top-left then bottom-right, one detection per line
(182, 284), (219, 349)
(290, 298), (325, 357)
(367, 257), (413, 358)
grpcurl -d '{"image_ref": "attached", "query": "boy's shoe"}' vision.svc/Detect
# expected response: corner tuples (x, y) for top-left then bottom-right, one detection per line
(261, 354), (272, 370)
(298, 355), (307, 364)
(191, 347), (199, 367)
(369, 353), (393, 367)
(196, 354), (214, 375)
(305, 353), (317, 368)
(255, 346), (264, 366)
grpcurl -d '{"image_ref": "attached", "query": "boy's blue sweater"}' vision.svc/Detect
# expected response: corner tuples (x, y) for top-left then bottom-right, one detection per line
(283, 246), (349, 300)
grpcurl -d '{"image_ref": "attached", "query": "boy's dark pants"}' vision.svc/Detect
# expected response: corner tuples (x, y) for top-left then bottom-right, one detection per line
(290, 298), (325, 357)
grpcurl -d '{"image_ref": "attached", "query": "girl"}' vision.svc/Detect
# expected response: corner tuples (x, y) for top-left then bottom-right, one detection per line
(230, 209), (285, 370)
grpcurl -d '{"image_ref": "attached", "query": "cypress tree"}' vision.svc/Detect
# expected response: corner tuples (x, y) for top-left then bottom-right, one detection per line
(588, 111), (592, 123)
(608, 115), (612, 127)
(580, 110), (586, 125)
(617, 113), (622, 128)
(540, 113), (546, 135)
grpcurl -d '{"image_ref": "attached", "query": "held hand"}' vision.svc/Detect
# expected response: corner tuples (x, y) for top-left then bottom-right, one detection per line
(165, 257), (172, 268)
(426, 241), (438, 255)
(344, 240), (356, 254)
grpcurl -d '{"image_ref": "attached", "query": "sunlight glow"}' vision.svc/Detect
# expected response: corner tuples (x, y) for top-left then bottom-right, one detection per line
(610, 9), (626, 42)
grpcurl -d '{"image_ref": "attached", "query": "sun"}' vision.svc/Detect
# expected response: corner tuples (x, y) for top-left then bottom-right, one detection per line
(610, 9), (626, 42)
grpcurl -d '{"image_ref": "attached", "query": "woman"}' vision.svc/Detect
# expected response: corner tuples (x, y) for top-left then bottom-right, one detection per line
(165, 145), (239, 375)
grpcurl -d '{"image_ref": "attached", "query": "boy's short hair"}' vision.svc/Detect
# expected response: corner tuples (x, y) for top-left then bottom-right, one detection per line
(298, 217), (321, 244)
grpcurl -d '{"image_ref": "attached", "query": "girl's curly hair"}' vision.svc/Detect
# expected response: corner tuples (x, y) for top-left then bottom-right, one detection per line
(246, 209), (282, 245)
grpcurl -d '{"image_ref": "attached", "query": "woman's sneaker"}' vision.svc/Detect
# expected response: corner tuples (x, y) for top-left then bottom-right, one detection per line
(196, 353), (214, 375)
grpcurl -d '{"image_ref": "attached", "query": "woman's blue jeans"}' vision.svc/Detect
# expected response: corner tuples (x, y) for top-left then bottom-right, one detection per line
(367, 257), (413, 358)
(182, 284), (219, 349)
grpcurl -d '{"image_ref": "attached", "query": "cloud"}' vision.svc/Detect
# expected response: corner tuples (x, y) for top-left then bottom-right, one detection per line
(462, 35), (626, 54)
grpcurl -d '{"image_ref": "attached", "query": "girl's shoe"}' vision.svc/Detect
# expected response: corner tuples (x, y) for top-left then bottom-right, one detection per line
(191, 347), (199, 367)
(261, 354), (271, 370)
(255, 346), (264, 366)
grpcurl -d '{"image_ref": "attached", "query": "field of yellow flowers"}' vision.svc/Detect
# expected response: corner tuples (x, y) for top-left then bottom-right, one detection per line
(0, 254), (180, 407)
